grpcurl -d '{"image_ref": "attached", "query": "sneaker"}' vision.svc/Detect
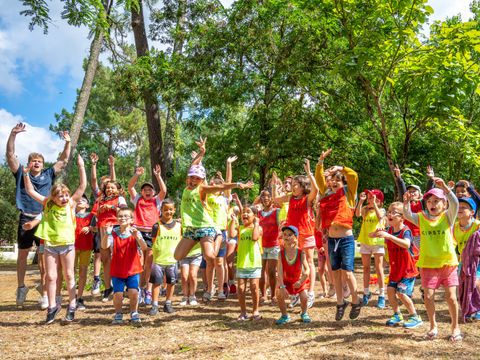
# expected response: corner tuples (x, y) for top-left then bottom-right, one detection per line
(275, 314), (291, 325)
(179, 296), (189, 306)
(76, 298), (86, 311)
(377, 296), (386, 309)
(229, 283), (237, 295)
(335, 301), (349, 321)
(64, 306), (76, 322)
(386, 312), (404, 326)
(203, 291), (212, 302)
(130, 311), (141, 324)
(45, 305), (61, 325)
(163, 302), (175, 314)
(91, 278), (101, 295)
(38, 295), (49, 310)
(112, 312), (123, 324)
(16, 286), (29, 307)
(307, 293), (315, 309)
(218, 292), (227, 300)
(189, 296), (198, 306)
(343, 285), (351, 299)
(403, 315), (423, 329)
(138, 288), (145, 305)
(102, 288), (113, 303)
(475, 312), (480, 321)
(300, 312), (312, 323)
(144, 291), (152, 306)
(149, 305), (159, 316)
(362, 293), (371, 306)
(289, 294), (300, 308)
(223, 283), (230, 298)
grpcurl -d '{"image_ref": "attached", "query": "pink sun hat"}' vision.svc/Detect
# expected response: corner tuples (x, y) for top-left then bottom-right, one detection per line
(188, 164), (206, 179)
(423, 188), (447, 201)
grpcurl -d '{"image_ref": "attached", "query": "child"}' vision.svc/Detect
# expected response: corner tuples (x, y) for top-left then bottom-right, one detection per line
(356, 189), (386, 308)
(102, 208), (147, 324)
(74, 196), (95, 310)
(149, 199), (181, 315)
(273, 159), (318, 308)
(370, 202), (422, 328)
(259, 189), (281, 304)
(276, 225), (312, 324)
(179, 242), (202, 306)
(315, 148), (362, 321)
(24, 155), (86, 324)
(225, 197), (241, 295)
(454, 198), (480, 321)
(93, 179), (127, 302)
(229, 205), (263, 320)
(404, 178), (461, 341)
(128, 164), (166, 305)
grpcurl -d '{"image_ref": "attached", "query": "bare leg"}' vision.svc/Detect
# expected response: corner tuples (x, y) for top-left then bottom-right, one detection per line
(260, 259), (267, 299)
(237, 278), (247, 315)
(374, 253), (385, 295)
(113, 292), (123, 313)
(188, 265), (200, 297)
(128, 288), (139, 313)
(276, 288), (288, 316)
(423, 288), (437, 332)
(180, 265), (189, 296)
(174, 238), (196, 261)
(60, 249), (76, 308)
(266, 259), (277, 301)
(305, 248), (315, 293)
(299, 290), (308, 314)
(333, 270), (344, 305)
(361, 253), (371, 294)
(444, 286), (460, 336)
(200, 237), (217, 295)
(17, 248), (31, 288)
(44, 251), (59, 309)
(345, 270), (359, 304)
(387, 286), (399, 313)
(251, 278), (260, 316)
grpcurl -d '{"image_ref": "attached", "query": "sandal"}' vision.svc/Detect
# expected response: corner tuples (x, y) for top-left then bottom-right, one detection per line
(449, 333), (463, 342)
(349, 302), (362, 320)
(237, 314), (249, 321)
(250, 314), (263, 321)
(335, 301), (349, 321)
(424, 328), (438, 340)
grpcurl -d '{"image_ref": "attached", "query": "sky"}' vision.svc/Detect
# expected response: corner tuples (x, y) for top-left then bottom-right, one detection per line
(0, 0), (473, 163)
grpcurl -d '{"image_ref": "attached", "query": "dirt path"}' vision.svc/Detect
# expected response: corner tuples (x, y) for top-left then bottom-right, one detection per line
(0, 264), (478, 359)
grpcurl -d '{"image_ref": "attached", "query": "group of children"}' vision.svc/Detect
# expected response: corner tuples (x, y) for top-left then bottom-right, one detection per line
(22, 139), (480, 343)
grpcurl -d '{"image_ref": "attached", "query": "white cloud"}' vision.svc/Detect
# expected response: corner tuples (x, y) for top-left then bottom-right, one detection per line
(428, 0), (473, 22)
(0, 108), (64, 164)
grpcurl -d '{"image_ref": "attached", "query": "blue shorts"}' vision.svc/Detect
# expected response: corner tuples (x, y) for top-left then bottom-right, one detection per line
(183, 227), (216, 242)
(388, 277), (415, 297)
(328, 236), (355, 271)
(216, 230), (227, 258)
(112, 274), (140, 293)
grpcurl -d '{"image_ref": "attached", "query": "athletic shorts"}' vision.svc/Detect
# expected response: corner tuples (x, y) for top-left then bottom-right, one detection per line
(93, 232), (101, 253)
(262, 246), (280, 260)
(150, 264), (178, 285)
(180, 253), (202, 267)
(44, 244), (75, 256)
(236, 267), (261, 279)
(227, 236), (238, 245)
(183, 227), (216, 242)
(112, 274), (140, 293)
(359, 243), (385, 255)
(388, 277), (415, 297)
(328, 235), (355, 272)
(75, 249), (92, 267)
(216, 230), (227, 258)
(299, 235), (316, 250)
(17, 213), (41, 250)
(420, 266), (459, 289)
(140, 231), (153, 248)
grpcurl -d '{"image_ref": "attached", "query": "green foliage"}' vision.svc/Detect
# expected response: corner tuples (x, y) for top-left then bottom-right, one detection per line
(0, 165), (18, 244)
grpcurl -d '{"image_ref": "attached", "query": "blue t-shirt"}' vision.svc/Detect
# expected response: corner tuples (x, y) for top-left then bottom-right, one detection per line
(14, 165), (56, 215)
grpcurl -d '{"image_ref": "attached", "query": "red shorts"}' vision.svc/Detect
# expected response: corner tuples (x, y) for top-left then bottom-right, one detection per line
(285, 279), (310, 295)
(420, 266), (459, 289)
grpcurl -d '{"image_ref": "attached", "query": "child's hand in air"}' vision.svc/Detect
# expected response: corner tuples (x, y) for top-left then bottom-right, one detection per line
(318, 148), (332, 162)
(447, 180), (455, 189)
(195, 136), (207, 154)
(433, 177), (448, 191)
(239, 181), (254, 190)
(393, 165), (401, 178)
(303, 158), (312, 175)
(359, 192), (367, 202)
(153, 164), (161, 176)
(61, 131), (71, 142)
(77, 154), (84, 167)
(135, 167), (145, 176)
(227, 155), (238, 164)
(90, 153), (98, 165)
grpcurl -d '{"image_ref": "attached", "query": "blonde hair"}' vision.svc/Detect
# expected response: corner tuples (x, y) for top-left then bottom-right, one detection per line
(28, 153), (45, 164)
(45, 184), (71, 209)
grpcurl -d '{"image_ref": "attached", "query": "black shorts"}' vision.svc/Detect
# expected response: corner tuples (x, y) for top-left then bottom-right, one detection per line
(17, 213), (41, 250)
(150, 264), (177, 285)
(93, 232), (101, 253)
(141, 231), (153, 248)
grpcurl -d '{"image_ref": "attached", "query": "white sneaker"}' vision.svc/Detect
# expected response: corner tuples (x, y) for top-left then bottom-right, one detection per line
(179, 296), (188, 306)
(289, 294), (300, 308)
(16, 286), (29, 307)
(38, 295), (48, 310)
(218, 292), (227, 300)
(189, 296), (198, 306)
(203, 291), (212, 302)
(307, 292), (315, 309)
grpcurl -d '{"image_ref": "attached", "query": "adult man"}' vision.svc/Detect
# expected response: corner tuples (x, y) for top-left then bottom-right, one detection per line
(6, 123), (71, 307)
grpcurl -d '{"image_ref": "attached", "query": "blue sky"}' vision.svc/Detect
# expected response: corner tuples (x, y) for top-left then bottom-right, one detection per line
(0, 0), (473, 163)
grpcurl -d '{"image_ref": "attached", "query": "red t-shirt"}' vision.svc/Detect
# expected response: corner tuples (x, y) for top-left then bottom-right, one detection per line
(75, 213), (94, 250)
(110, 229), (143, 278)
(259, 208), (280, 248)
(286, 196), (315, 239)
(281, 248), (309, 295)
(386, 226), (419, 282)
(92, 196), (125, 227)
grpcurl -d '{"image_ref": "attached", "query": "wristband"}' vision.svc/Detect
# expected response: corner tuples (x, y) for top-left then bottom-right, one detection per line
(236, 182), (241, 188)
(279, 285), (286, 289)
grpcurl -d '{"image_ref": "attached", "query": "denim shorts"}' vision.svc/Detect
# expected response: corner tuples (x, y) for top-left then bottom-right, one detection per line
(262, 246), (280, 260)
(216, 230), (227, 258)
(328, 235), (355, 271)
(112, 274), (140, 293)
(388, 277), (415, 296)
(183, 227), (216, 242)
(236, 267), (262, 279)
(150, 264), (178, 285)
(180, 253), (203, 267)
(44, 244), (75, 256)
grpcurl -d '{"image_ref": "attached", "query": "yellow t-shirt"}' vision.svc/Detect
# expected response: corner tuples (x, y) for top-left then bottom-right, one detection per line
(357, 209), (385, 246)
(453, 219), (480, 256)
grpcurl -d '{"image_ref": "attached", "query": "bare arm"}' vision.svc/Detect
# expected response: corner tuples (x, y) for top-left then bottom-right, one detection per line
(90, 153), (99, 193)
(315, 149), (332, 196)
(108, 155), (116, 182)
(200, 181), (253, 196)
(232, 192), (243, 214)
(305, 159), (319, 204)
(228, 215), (238, 238)
(6, 123), (25, 172)
(22, 166), (46, 204)
(252, 217), (262, 241)
(53, 131), (71, 174)
(128, 167), (143, 200)
(101, 226), (113, 249)
(272, 172), (290, 204)
(371, 229), (411, 249)
(293, 251), (310, 288)
(191, 137), (206, 166)
(71, 155), (87, 203)
(225, 155), (237, 199)
(372, 197), (385, 222)
(355, 192), (366, 217)
(403, 192), (419, 226)
(153, 164), (167, 201)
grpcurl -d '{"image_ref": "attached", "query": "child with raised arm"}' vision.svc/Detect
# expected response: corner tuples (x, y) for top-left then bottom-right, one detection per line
(370, 202), (422, 329)
(403, 178), (461, 341)
(315, 149), (362, 321)
(273, 159), (318, 308)
(102, 208), (147, 324)
(74, 196), (95, 310)
(24, 155), (86, 324)
(149, 199), (181, 315)
(276, 225), (312, 324)
(229, 205), (263, 320)
(128, 164), (166, 305)
(356, 189), (387, 308)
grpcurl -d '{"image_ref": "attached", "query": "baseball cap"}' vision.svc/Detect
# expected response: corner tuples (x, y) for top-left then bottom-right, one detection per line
(365, 189), (384, 202)
(188, 165), (206, 179)
(406, 184), (422, 193)
(282, 225), (299, 237)
(140, 182), (155, 190)
(423, 188), (447, 201)
(458, 197), (477, 213)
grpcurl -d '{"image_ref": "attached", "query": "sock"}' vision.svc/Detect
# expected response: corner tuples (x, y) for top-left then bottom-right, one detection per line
(165, 300), (172, 305)
(379, 288), (385, 297)
(152, 301), (158, 306)
(364, 288), (370, 295)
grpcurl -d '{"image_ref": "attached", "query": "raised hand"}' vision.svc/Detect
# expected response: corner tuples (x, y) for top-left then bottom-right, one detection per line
(303, 158), (311, 174)
(77, 154), (85, 167)
(227, 155), (238, 164)
(195, 136), (207, 154)
(393, 164), (401, 178)
(106, 225), (113, 234)
(131, 227), (139, 237)
(90, 153), (98, 165)
(447, 180), (455, 189)
(239, 180), (254, 190)
(153, 164), (161, 176)
(318, 148), (332, 162)
(61, 131), (71, 142)
(11, 123), (26, 135)
(359, 192), (367, 202)
(426, 165), (435, 179)
(403, 192), (412, 203)
(433, 177), (447, 190)
(135, 167), (145, 176)
(108, 155), (115, 165)
(191, 150), (198, 159)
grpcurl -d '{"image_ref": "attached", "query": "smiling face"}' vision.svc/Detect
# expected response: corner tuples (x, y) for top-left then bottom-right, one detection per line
(386, 203), (403, 227)
(187, 175), (203, 189)
(141, 185), (155, 200)
(50, 184), (71, 207)
(366, 193), (383, 209)
(117, 209), (133, 227)
(75, 198), (89, 212)
(407, 187), (421, 202)
(161, 202), (176, 222)
(426, 194), (447, 216)
(457, 202), (474, 222)
(260, 190), (272, 208)
(104, 182), (119, 197)
(282, 228), (298, 248)
(283, 177), (292, 192)
(330, 173), (344, 193)
(241, 207), (255, 225)
(455, 185), (469, 199)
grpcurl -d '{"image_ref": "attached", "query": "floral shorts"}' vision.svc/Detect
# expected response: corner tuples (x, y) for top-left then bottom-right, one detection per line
(183, 227), (216, 242)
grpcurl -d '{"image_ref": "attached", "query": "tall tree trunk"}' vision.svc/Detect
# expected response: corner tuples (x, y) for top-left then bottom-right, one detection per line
(131, 0), (164, 188)
(164, 0), (187, 178)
